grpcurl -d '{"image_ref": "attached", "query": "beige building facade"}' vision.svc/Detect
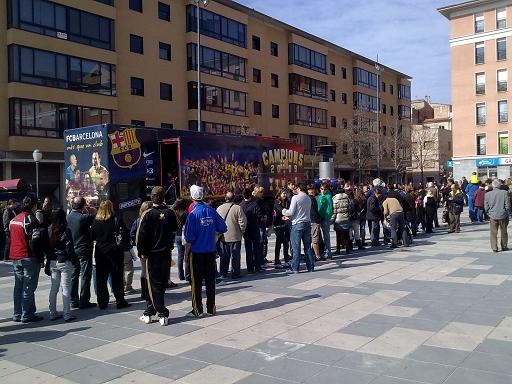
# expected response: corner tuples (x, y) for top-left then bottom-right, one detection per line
(440, 0), (512, 181)
(1, 0), (411, 201)
(410, 99), (453, 184)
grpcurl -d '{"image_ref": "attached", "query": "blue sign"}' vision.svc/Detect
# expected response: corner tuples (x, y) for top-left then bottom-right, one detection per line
(446, 160), (453, 168)
(476, 158), (499, 167)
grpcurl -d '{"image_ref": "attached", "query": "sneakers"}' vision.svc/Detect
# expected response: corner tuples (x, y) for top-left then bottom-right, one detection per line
(159, 317), (169, 326)
(139, 314), (152, 324)
(50, 314), (63, 321)
(64, 316), (76, 322)
(21, 315), (44, 323)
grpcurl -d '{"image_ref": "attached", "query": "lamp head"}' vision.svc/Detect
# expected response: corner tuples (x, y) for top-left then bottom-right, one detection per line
(32, 149), (43, 162)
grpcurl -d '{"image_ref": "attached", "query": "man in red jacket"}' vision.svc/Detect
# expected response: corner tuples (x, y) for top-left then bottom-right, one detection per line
(10, 196), (43, 323)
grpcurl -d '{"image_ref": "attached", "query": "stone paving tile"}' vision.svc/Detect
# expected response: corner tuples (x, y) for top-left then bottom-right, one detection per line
(179, 344), (240, 364)
(60, 361), (132, 384)
(77, 342), (139, 362)
(315, 332), (373, 351)
(35, 333), (108, 354)
(179, 364), (251, 384)
(383, 359), (456, 384)
(476, 339), (512, 356)
(443, 367), (512, 384)
(106, 370), (174, 384)
(460, 351), (512, 376)
(303, 366), (377, 384)
(31, 354), (98, 376)
(1, 367), (57, 384)
(3, 346), (69, 367)
(219, 349), (270, 372)
(256, 356), (325, 383)
(339, 319), (395, 338)
(405, 345), (470, 366)
(287, 344), (349, 365)
(106, 349), (170, 370)
(142, 356), (208, 380)
(358, 327), (434, 358)
(234, 373), (291, 384)
(333, 351), (402, 374)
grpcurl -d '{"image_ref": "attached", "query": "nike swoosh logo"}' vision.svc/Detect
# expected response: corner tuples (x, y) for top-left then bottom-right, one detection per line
(143, 151), (155, 158)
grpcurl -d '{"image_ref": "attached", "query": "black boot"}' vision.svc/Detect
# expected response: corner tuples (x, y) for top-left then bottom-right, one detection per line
(345, 241), (352, 254)
(356, 239), (364, 250)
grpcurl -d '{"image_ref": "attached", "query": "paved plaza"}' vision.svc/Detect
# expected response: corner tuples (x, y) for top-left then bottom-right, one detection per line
(1, 214), (512, 384)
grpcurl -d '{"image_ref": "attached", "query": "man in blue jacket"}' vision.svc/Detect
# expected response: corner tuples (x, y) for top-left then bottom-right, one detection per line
(184, 185), (227, 318)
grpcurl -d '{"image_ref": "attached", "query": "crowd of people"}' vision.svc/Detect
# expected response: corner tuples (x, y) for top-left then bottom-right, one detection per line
(3, 172), (511, 325)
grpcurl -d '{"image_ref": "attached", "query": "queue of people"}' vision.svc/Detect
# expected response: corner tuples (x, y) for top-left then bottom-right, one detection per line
(4, 173), (511, 326)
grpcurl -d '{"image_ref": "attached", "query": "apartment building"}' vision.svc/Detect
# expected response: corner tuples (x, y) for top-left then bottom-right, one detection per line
(410, 99), (453, 184)
(440, 1), (512, 181)
(1, 0), (411, 200)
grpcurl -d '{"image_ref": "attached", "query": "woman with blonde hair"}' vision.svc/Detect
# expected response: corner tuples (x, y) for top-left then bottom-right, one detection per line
(92, 200), (130, 310)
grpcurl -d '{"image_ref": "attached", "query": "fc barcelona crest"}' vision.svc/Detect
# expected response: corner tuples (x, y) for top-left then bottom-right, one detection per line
(109, 128), (142, 169)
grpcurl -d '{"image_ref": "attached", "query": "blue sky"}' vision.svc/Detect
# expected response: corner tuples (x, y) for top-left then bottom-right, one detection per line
(236, 0), (453, 104)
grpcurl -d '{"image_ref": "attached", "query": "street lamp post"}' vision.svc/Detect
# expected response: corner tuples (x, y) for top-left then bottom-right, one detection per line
(32, 149), (43, 200)
(195, 0), (209, 132)
(375, 58), (381, 178)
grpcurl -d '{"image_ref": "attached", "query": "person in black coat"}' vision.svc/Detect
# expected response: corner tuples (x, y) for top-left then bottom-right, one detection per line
(91, 200), (130, 310)
(366, 187), (383, 246)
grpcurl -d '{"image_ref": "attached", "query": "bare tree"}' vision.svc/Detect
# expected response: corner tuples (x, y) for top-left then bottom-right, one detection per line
(381, 117), (411, 184)
(336, 107), (378, 184)
(410, 125), (439, 184)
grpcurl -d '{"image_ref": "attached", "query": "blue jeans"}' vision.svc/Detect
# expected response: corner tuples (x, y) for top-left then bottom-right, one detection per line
(220, 241), (242, 277)
(13, 257), (41, 321)
(49, 260), (74, 320)
(475, 207), (484, 222)
(175, 235), (189, 280)
(320, 219), (332, 257)
(290, 221), (314, 272)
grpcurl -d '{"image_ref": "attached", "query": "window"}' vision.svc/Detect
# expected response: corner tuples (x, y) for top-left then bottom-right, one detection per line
(330, 63), (335, 75)
(398, 84), (411, 100)
(270, 42), (278, 56)
(158, 2), (170, 21)
(497, 69), (508, 91)
(288, 43), (326, 73)
(330, 116), (336, 127)
(254, 101), (262, 115)
(271, 73), (279, 88)
(187, 82), (247, 116)
(130, 34), (143, 54)
(252, 35), (260, 50)
(342, 143), (348, 154)
(272, 104), (279, 118)
(498, 100), (508, 123)
(341, 92), (347, 104)
(497, 38), (507, 60)
(187, 43), (246, 82)
(353, 67), (378, 90)
(9, 97), (113, 138)
(160, 82), (172, 101)
(353, 92), (378, 112)
(398, 105), (411, 119)
(390, 106), (394, 116)
(381, 81), (386, 92)
(330, 90), (336, 101)
(289, 103), (327, 128)
(159, 42), (171, 60)
(475, 72), (485, 94)
(8, 45), (116, 96)
(161, 123), (173, 129)
(129, 0), (142, 12)
(341, 67), (347, 79)
(476, 102), (486, 125)
(477, 134), (486, 155)
(475, 12), (484, 33)
(475, 42), (485, 64)
(288, 73), (327, 100)
(131, 120), (145, 126)
(253, 68), (261, 83)
(289, 133), (327, 155)
(131, 77), (144, 96)
(382, 104), (387, 114)
(186, 5), (246, 48)
(342, 118), (348, 129)
(499, 132), (509, 154)
(389, 84), (394, 95)
(8, 0), (115, 50)
(497, 7), (507, 29)
(95, 0), (114, 5)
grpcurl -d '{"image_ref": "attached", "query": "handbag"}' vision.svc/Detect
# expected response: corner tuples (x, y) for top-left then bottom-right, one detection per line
(115, 217), (132, 251)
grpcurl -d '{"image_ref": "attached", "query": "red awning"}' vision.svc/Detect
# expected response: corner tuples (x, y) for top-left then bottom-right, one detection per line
(0, 179), (29, 191)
